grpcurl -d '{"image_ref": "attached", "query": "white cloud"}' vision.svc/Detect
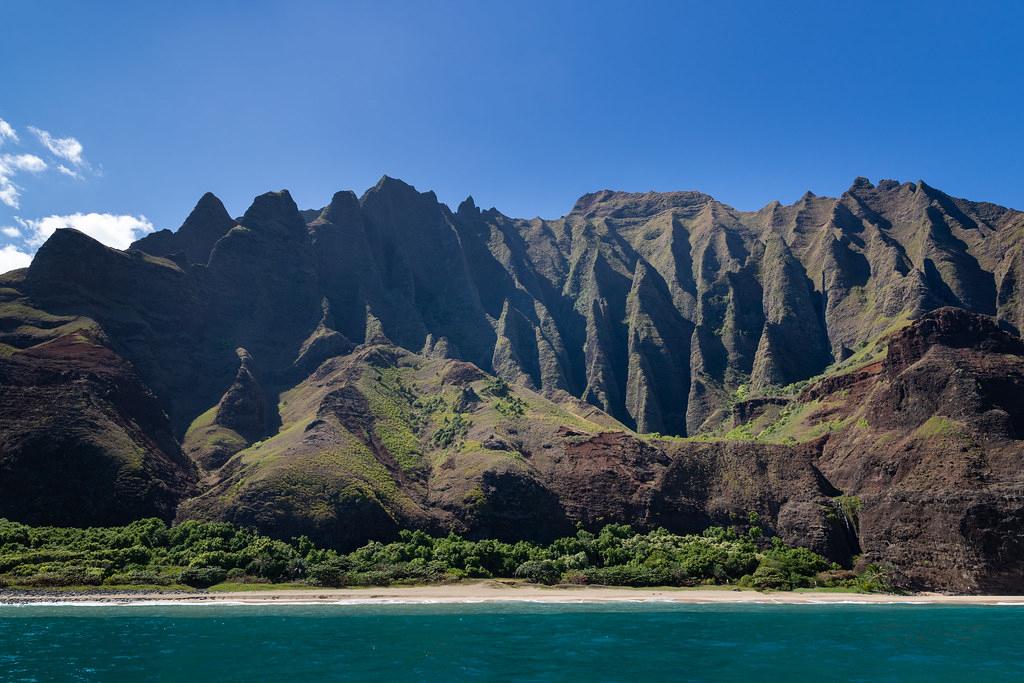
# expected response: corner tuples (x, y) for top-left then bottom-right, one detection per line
(0, 153), (47, 209)
(0, 244), (32, 273)
(0, 118), (17, 146)
(2, 153), (47, 173)
(1, 226), (20, 238)
(57, 164), (82, 179)
(21, 213), (155, 250)
(28, 126), (84, 166)
(0, 120), (89, 206)
(0, 177), (18, 208)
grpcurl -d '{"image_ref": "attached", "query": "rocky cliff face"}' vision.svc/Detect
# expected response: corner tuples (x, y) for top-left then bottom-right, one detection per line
(815, 308), (1024, 592)
(132, 176), (1024, 438)
(0, 177), (1022, 591)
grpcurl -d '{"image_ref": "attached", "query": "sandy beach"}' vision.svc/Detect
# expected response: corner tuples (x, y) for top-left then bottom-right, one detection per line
(3, 581), (1024, 606)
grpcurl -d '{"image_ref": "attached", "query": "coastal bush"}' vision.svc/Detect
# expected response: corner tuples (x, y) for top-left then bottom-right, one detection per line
(561, 570), (587, 584)
(242, 537), (304, 581)
(106, 570), (173, 586)
(747, 566), (792, 590)
(20, 566), (105, 587)
(178, 566), (228, 588)
(561, 551), (590, 570)
(756, 540), (830, 588)
(848, 564), (893, 593)
(575, 564), (679, 587)
(514, 560), (561, 585)
(0, 516), (850, 593)
(307, 558), (351, 587)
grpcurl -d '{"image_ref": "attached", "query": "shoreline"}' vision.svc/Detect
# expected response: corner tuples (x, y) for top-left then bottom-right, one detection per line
(3, 581), (1024, 606)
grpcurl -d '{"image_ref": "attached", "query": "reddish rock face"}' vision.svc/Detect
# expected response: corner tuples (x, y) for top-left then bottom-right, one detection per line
(0, 334), (197, 525)
(817, 308), (1024, 592)
(883, 306), (1024, 375)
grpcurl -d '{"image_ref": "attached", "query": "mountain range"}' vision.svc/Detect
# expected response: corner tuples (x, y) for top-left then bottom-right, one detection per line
(1, 176), (1022, 592)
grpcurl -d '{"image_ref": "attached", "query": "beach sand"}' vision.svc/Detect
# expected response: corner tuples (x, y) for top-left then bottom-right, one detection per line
(3, 582), (1024, 605)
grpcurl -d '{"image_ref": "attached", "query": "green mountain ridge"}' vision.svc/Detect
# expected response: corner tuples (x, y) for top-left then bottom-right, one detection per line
(1, 177), (1023, 593)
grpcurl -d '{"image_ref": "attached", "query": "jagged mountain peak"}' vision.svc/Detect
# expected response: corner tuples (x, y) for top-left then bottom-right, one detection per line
(245, 188), (297, 210)
(240, 189), (305, 235)
(364, 174), (425, 200)
(129, 190), (237, 265)
(570, 188), (715, 219)
(370, 174), (409, 191)
(192, 190), (229, 214)
(457, 195), (479, 219)
(30, 175), (1024, 439)
(180, 191), (234, 231)
(314, 190), (361, 225)
(848, 176), (875, 192)
(359, 175), (445, 218)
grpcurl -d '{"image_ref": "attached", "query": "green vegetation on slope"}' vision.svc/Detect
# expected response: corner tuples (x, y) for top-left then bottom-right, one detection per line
(675, 315), (916, 445)
(0, 518), (891, 593)
(182, 404), (248, 463)
(178, 345), (617, 537)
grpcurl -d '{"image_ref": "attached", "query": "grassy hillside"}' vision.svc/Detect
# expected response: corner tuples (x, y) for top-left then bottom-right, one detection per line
(177, 344), (623, 548)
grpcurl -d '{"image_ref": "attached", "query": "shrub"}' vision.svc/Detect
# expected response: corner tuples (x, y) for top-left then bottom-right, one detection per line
(514, 560), (561, 585)
(188, 551), (241, 570)
(307, 559), (351, 587)
(577, 565), (680, 587)
(495, 395), (527, 418)
(851, 564), (893, 593)
(561, 551), (590, 570)
(431, 414), (471, 448)
(757, 541), (830, 588)
(105, 570), (172, 586)
(241, 537), (302, 580)
(561, 570), (588, 585)
(178, 566), (227, 588)
(749, 565), (791, 590)
(483, 377), (511, 398)
(21, 566), (105, 587)
(0, 519), (31, 547)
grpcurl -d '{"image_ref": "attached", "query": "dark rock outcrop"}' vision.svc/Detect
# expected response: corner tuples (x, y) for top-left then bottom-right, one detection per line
(883, 305), (1024, 374)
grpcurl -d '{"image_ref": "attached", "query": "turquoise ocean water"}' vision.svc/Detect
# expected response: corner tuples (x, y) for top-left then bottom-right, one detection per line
(1, 602), (1022, 682)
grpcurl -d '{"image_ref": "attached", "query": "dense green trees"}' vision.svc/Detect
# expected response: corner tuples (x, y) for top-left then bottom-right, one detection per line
(0, 518), (889, 592)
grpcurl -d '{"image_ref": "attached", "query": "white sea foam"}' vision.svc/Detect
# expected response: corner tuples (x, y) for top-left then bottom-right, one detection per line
(4, 597), (1024, 608)
(0, 600), (250, 608)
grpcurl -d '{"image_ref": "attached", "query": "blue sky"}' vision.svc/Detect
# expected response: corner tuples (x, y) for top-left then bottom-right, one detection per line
(2, 0), (1023, 270)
